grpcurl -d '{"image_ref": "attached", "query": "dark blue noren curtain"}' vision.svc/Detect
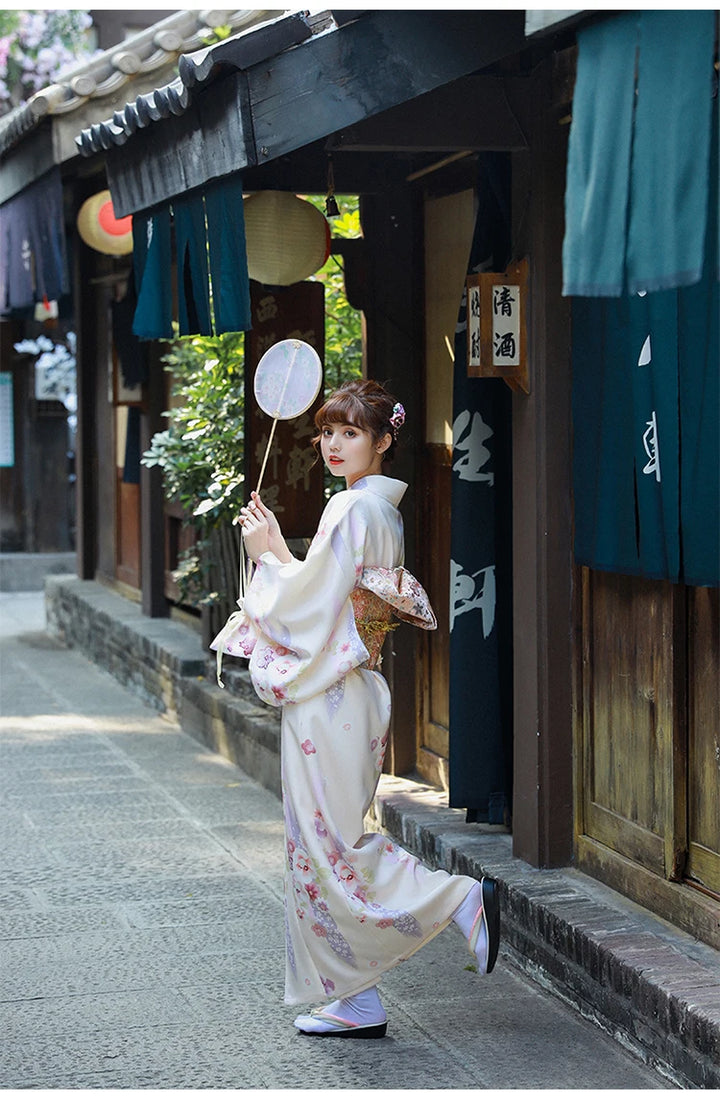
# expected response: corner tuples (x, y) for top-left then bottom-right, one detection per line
(132, 204), (173, 340)
(132, 178), (251, 340)
(563, 10), (716, 297)
(122, 405), (142, 485)
(449, 154), (513, 824)
(0, 167), (69, 311)
(111, 272), (149, 388)
(572, 291), (681, 581)
(173, 193), (212, 337)
(626, 10), (715, 294)
(572, 95), (719, 587)
(562, 12), (637, 297)
(205, 175), (252, 336)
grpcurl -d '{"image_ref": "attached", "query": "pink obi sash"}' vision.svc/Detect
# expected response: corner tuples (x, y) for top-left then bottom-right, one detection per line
(351, 566), (437, 670)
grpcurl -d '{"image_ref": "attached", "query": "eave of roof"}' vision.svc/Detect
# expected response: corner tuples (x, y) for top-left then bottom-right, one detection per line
(0, 9), (284, 162)
(74, 9), (339, 159)
(75, 9), (530, 218)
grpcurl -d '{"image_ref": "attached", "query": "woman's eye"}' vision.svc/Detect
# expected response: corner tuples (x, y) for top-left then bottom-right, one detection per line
(345, 430), (356, 438)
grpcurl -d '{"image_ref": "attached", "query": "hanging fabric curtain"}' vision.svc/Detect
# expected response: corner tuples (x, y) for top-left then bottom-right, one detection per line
(0, 166), (69, 312)
(204, 175), (251, 336)
(448, 153), (514, 825)
(571, 51), (719, 587)
(572, 172), (719, 587)
(131, 175), (252, 340)
(563, 10), (716, 297)
(173, 192), (212, 337)
(132, 204), (174, 340)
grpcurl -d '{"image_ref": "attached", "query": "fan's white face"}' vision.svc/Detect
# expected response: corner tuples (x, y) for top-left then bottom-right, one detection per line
(320, 422), (391, 488)
(253, 340), (322, 419)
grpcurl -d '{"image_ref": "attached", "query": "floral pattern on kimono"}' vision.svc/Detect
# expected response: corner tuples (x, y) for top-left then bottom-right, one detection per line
(210, 475), (477, 1005)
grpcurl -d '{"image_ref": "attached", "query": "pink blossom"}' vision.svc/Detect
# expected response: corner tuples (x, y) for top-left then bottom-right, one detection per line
(311, 923), (328, 938)
(295, 852), (311, 874)
(301, 739), (316, 755)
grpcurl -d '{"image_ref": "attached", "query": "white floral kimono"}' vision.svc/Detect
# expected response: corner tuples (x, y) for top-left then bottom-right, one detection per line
(212, 475), (475, 1005)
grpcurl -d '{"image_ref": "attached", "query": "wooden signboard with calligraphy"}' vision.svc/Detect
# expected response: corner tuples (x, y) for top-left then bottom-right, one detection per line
(245, 280), (325, 540)
(466, 258), (529, 393)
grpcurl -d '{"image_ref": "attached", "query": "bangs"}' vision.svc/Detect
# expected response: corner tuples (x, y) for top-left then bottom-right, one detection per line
(314, 392), (370, 433)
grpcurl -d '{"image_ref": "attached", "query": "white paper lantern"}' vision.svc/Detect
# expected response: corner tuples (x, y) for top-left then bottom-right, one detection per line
(243, 191), (331, 286)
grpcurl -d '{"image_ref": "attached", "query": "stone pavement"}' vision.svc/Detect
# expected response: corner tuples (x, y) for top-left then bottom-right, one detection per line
(0, 593), (673, 1090)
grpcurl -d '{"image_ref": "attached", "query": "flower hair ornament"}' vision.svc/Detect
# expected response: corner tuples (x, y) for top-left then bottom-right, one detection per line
(389, 402), (405, 439)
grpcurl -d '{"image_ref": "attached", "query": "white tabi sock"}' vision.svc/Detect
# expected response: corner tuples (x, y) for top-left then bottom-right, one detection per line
(293, 985), (386, 1033)
(452, 879), (488, 965)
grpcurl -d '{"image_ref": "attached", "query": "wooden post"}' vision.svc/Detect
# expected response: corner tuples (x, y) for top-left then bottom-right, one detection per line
(511, 59), (574, 867)
(73, 200), (99, 582)
(141, 343), (169, 618)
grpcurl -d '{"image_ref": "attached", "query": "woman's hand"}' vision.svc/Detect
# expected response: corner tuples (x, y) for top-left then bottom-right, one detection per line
(240, 491), (292, 563)
(239, 497), (270, 562)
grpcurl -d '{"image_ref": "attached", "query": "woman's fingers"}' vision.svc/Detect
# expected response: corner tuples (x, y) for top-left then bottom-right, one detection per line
(241, 509), (268, 534)
(240, 498), (264, 525)
(251, 492), (271, 519)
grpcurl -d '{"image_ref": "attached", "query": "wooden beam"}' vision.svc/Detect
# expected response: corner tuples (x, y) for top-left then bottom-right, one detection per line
(250, 11), (526, 165)
(328, 76), (529, 154)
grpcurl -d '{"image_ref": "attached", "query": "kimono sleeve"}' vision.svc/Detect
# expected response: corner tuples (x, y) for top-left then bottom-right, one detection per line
(241, 493), (372, 706)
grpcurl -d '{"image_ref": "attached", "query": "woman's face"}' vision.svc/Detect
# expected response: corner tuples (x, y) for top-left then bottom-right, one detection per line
(319, 422), (390, 488)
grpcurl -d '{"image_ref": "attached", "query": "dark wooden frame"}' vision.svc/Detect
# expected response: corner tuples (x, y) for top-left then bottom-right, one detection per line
(510, 57), (574, 868)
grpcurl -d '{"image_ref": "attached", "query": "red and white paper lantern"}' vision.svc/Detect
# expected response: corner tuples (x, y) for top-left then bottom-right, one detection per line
(77, 190), (133, 256)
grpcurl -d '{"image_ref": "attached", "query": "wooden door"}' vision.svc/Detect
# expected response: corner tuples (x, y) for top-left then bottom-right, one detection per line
(686, 587), (720, 895)
(418, 187), (476, 789)
(579, 571), (680, 877)
(114, 404), (141, 591)
(576, 567), (720, 946)
(419, 444), (452, 783)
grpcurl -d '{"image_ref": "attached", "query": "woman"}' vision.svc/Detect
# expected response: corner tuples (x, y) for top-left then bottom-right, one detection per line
(214, 379), (500, 1038)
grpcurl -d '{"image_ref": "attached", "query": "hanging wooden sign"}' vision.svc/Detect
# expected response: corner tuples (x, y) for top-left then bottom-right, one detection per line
(245, 280), (325, 540)
(466, 258), (529, 393)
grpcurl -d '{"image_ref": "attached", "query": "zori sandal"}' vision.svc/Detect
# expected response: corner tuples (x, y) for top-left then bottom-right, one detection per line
(293, 1009), (388, 1038)
(468, 875), (501, 975)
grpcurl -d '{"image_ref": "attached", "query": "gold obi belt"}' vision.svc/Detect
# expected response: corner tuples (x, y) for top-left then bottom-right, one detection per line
(350, 587), (398, 670)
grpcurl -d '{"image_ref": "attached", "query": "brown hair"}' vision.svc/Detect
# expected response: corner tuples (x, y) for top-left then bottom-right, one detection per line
(313, 379), (402, 463)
